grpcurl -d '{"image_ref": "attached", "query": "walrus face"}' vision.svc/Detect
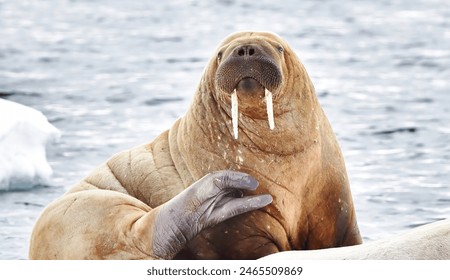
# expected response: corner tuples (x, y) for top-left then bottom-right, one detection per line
(215, 41), (283, 96)
(213, 32), (287, 139)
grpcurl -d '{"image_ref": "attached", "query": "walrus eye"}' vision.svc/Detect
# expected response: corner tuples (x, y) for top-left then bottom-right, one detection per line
(277, 45), (284, 53)
(217, 52), (223, 61)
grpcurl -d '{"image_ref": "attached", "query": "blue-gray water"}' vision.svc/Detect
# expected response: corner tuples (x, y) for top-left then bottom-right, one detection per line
(1, 0), (449, 259)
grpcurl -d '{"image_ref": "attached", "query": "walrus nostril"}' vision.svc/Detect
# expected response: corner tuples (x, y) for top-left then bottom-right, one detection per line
(236, 46), (256, 57)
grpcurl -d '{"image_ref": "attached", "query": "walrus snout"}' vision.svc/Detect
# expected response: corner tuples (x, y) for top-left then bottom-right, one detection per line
(215, 40), (283, 139)
(215, 44), (282, 95)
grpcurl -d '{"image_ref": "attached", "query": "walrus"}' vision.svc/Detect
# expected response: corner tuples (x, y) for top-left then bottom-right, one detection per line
(29, 31), (362, 260)
(261, 219), (450, 260)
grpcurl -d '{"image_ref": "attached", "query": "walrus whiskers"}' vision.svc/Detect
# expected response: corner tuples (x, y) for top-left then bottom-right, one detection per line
(231, 89), (238, 139)
(265, 88), (275, 130)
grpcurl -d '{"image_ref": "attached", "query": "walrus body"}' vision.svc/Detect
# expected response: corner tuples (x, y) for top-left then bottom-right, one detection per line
(29, 32), (361, 260)
(261, 219), (450, 260)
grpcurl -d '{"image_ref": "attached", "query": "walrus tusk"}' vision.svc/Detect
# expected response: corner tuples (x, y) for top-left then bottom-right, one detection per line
(231, 89), (238, 139)
(265, 88), (275, 130)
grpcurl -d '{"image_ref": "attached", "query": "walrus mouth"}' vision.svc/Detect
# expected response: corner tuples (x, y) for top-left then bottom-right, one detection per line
(216, 51), (282, 140)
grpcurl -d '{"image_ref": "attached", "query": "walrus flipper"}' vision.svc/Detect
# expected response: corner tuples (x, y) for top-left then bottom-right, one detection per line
(152, 171), (273, 259)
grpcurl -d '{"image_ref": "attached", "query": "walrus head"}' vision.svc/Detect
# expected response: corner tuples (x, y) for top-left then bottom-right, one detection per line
(213, 33), (285, 139)
(192, 31), (319, 155)
(198, 31), (317, 144)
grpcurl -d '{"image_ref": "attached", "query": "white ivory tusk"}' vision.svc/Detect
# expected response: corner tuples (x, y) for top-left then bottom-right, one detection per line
(265, 88), (275, 130)
(231, 89), (238, 139)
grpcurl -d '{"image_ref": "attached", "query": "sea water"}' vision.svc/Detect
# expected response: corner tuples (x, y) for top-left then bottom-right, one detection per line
(0, 0), (449, 259)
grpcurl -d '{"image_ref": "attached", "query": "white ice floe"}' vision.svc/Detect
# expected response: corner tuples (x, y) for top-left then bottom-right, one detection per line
(0, 99), (60, 191)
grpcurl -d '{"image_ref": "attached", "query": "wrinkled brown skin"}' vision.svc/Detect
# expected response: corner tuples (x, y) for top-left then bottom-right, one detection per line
(29, 31), (361, 260)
